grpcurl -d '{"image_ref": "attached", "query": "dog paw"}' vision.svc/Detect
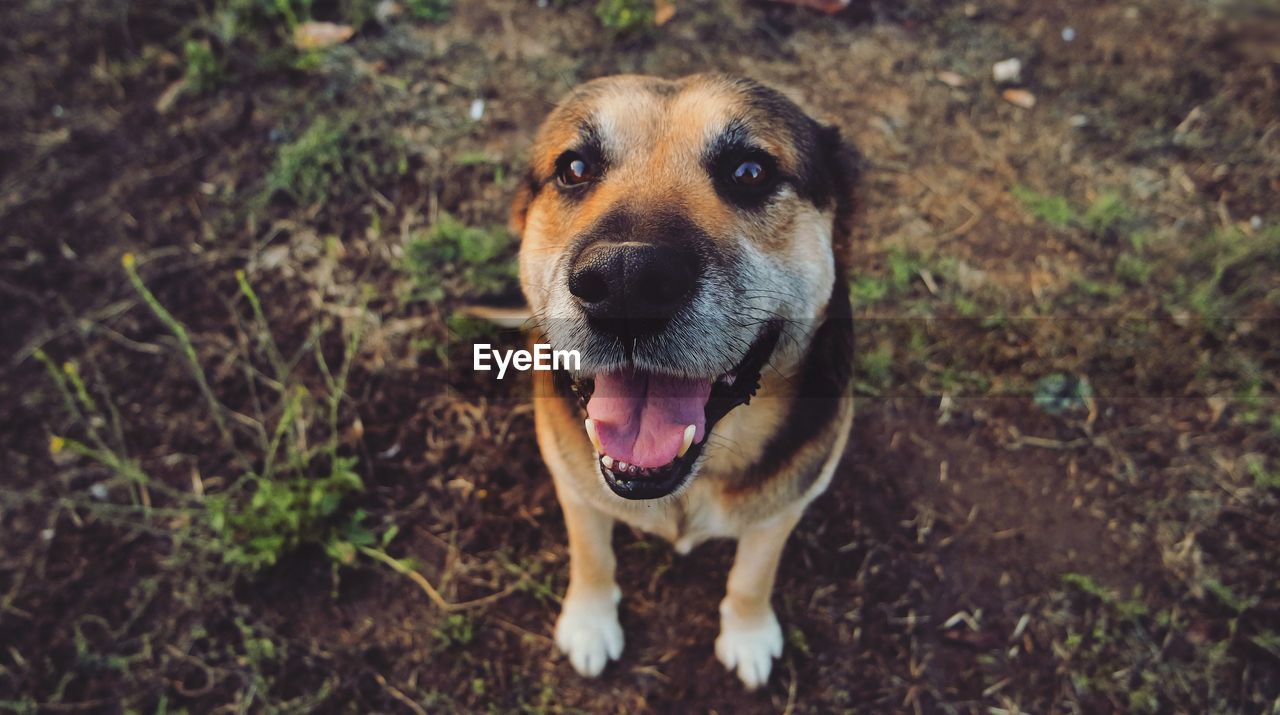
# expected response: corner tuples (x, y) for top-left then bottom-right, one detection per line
(555, 586), (624, 677)
(715, 605), (783, 690)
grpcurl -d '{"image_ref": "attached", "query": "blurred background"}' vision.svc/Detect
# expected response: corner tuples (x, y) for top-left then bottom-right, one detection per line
(1, 0), (1278, 712)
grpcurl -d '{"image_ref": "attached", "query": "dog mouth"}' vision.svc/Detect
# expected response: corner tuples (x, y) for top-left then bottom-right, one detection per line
(572, 323), (781, 500)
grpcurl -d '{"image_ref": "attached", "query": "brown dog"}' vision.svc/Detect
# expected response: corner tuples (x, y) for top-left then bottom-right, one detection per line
(512, 74), (858, 689)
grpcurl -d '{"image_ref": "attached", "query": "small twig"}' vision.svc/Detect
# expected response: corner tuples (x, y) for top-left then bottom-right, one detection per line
(373, 672), (427, 715)
(357, 546), (523, 613)
(782, 658), (799, 715)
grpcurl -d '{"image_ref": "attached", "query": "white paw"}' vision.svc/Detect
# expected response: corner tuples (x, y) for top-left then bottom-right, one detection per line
(715, 605), (783, 690)
(554, 586), (624, 677)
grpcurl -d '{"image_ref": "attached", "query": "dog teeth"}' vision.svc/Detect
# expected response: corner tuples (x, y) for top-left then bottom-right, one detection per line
(616, 461), (629, 471)
(678, 424), (696, 458)
(584, 419), (603, 453)
(601, 455), (614, 469)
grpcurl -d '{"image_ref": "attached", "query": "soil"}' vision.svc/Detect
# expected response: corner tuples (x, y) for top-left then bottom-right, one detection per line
(2, 0), (1278, 712)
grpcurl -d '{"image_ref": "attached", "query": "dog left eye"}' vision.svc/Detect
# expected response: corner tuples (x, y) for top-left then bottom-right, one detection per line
(732, 159), (768, 188)
(556, 152), (597, 186)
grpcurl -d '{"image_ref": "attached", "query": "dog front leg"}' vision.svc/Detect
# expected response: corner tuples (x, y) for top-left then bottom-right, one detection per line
(554, 492), (624, 676)
(715, 509), (802, 690)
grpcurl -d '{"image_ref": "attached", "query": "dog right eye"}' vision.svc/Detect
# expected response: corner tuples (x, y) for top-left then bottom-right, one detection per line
(555, 152), (597, 187)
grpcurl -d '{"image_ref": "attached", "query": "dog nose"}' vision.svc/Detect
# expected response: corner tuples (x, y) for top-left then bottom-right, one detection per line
(568, 241), (698, 338)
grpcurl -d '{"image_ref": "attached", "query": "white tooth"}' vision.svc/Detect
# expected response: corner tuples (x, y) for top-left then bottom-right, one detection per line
(678, 424), (696, 458)
(584, 419), (603, 453)
(617, 461), (629, 471)
(601, 455), (614, 469)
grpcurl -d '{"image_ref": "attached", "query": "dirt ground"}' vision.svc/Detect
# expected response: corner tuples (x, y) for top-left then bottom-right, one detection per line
(2, 0), (1278, 712)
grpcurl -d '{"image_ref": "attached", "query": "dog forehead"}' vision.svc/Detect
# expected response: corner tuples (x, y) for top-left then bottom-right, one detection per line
(536, 75), (804, 170)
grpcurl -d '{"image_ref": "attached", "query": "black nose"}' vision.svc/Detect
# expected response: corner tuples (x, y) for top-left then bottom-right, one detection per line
(568, 241), (699, 339)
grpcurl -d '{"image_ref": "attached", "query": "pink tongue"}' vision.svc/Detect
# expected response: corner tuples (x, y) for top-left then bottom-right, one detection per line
(586, 369), (713, 469)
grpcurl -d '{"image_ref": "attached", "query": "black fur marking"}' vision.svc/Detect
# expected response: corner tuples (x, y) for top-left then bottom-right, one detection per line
(704, 119), (790, 211)
(734, 78), (845, 210)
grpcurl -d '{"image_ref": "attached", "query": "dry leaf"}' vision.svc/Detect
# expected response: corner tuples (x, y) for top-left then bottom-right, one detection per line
(293, 21), (355, 51)
(655, 0), (676, 25)
(936, 70), (968, 88)
(1001, 88), (1036, 109)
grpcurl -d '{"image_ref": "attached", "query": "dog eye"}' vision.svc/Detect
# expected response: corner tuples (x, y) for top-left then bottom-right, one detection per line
(556, 152), (596, 186)
(730, 159), (769, 187)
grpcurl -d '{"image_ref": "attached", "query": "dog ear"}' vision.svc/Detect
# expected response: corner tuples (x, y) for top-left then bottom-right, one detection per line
(509, 170), (538, 237)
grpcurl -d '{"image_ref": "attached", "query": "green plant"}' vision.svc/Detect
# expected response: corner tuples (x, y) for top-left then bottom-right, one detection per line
(39, 255), (375, 575)
(433, 613), (476, 649)
(1115, 252), (1153, 285)
(264, 118), (346, 205)
(855, 343), (894, 394)
(1181, 227), (1280, 326)
(182, 39), (224, 93)
(849, 275), (890, 308)
(403, 214), (517, 301)
(596, 0), (654, 31)
(1082, 192), (1132, 239)
(405, 0), (453, 21)
(1011, 184), (1074, 227)
(263, 116), (407, 206)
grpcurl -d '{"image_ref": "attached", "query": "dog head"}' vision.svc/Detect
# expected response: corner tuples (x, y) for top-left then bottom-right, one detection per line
(515, 73), (857, 500)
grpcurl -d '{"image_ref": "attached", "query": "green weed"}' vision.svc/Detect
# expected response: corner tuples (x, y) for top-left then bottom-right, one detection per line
(1082, 192), (1133, 239)
(1180, 226), (1280, 327)
(1115, 252), (1153, 285)
(849, 275), (890, 308)
(433, 613), (476, 649)
(182, 39), (224, 93)
(403, 214), (518, 301)
(855, 343), (895, 394)
(596, 0), (654, 32)
(264, 116), (407, 207)
(405, 0), (453, 21)
(37, 255), (378, 576)
(1011, 184), (1075, 227)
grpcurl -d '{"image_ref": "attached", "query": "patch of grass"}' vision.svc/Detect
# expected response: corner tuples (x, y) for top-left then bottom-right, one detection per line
(1011, 184), (1075, 227)
(433, 613), (476, 649)
(1081, 191), (1133, 239)
(596, 0), (655, 32)
(1246, 457), (1280, 491)
(1179, 226), (1280, 326)
(1115, 252), (1153, 285)
(263, 116), (407, 207)
(1049, 566), (1275, 713)
(404, 214), (518, 301)
(182, 39), (224, 93)
(855, 342), (895, 394)
(405, 0), (453, 21)
(36, 256), (380, 578)
(850, 275), (890, 308)
(850, 248), (925, 309)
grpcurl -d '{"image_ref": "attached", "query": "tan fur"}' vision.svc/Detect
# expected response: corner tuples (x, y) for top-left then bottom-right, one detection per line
(518, 74), (855, 689)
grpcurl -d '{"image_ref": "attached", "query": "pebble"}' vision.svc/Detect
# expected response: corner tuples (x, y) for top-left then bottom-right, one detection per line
(1061, 27), (1076, 42)
(992, 58), (1022, 84)
(469, 98), (486, 121)
(1001, 88), (1037, 109)
(1251, 215), (1263, 230)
